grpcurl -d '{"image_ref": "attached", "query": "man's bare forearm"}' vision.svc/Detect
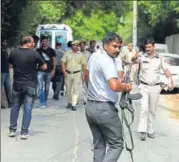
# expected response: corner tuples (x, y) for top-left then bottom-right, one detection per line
(118, 71), (124, 82)
(108, 78), (132, 92)
(164, 69), (171, 79)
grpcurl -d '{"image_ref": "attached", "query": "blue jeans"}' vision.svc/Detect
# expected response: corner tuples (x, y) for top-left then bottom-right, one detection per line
(9, 87), (35, 134)
(37, 71), (51, 105)
(1, 73), (12, 107)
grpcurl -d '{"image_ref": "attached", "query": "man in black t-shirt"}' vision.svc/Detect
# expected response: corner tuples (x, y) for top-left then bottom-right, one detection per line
(1, 38), (12, 109)
(37, 36), (57, 107)
(9, 36), (47, 139)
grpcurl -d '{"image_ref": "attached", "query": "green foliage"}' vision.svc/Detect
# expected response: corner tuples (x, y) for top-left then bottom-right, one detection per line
(117, 12), (133, 44)
(64, 9), (133, 43)
(138, 1), (179, 43)
(19, 1), (65, 36)
(138, 1), (179, 26)
(1, 0), (29, 45)
(1, 0), (179, 46)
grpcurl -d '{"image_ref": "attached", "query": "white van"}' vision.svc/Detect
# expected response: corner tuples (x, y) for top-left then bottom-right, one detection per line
(159, 52), (179, 92)
(36, 24), (73, 49)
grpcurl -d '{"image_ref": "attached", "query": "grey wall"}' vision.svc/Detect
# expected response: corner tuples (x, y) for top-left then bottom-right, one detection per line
(165, 34), (179, 54)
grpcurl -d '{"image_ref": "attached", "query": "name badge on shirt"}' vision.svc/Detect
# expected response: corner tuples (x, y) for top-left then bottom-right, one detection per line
(142, 61), (149, 63)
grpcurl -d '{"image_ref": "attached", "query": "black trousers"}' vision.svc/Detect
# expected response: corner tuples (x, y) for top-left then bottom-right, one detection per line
(52, 67), (64, 97)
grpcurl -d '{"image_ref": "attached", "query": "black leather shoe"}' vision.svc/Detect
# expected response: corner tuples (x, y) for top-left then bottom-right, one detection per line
(53, 95), (59, 100)
(140, 132), (146, 141)
(71, 106), (77, 111)
(147, 133), (155, 139)
(66, 103), (72, 109)
(60, 91), (65, 96)
(1, 105), (6, 109)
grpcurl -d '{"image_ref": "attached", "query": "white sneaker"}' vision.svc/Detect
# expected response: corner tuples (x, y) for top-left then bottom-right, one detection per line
(40, 105), (47, 108)
(21, 134), (29, 140)
(8, 131), (16, 137)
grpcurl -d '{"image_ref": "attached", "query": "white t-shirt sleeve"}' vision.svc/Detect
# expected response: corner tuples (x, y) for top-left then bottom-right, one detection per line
(100, 57), (118, 81)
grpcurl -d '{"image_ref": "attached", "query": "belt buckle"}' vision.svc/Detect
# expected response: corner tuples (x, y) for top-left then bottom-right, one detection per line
(149, 83), (155, 86)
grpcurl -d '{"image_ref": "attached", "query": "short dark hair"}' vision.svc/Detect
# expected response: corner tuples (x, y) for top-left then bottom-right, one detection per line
(56, 42), (62, 46)
(21, 36), (33, 45)
(90, 40), (96, 45)
(144, 38), (155, 46)
(41, 36), (48, 41)
(67, 41), (72, 48)
(103, 32), (122, 46)
(31, 34), (39, 42)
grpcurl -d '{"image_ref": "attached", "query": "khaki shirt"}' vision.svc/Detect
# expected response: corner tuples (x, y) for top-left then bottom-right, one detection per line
(139, 53), (168, 84)
(61, 51), (86, 71)
(120, 48), (136, 63)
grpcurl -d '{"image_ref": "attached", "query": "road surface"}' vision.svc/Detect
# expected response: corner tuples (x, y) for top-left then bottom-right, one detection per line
(1, 88), (179, 162)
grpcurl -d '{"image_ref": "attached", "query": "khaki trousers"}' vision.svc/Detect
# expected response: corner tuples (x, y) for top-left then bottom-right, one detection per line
(65, 72), (81, 106)
(137, 84), (161, 134)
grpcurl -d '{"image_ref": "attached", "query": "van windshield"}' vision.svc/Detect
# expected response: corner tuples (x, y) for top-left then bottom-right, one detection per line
(55, 30), (67, 49)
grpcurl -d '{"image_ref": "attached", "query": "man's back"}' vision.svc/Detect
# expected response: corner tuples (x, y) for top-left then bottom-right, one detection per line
(9, 48), (44, 88)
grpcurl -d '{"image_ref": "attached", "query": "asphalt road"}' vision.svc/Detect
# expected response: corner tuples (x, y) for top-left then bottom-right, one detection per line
(1, 88), (179, 162)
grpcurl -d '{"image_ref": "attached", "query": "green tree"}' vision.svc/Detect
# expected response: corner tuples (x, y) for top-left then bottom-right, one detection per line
(138, 1), (179, 43)
(64, 9), (133, 42)
(1, 0), (29, 45)
(19, 1), (65, 36)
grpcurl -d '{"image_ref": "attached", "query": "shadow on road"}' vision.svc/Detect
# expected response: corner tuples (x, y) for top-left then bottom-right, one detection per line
(160, 88), (179, 95)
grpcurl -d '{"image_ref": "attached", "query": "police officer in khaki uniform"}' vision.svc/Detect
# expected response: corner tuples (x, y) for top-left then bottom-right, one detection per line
(61, 40), (86, 111)
(132, 38), (174, 141)
(121, 43), (137, 82)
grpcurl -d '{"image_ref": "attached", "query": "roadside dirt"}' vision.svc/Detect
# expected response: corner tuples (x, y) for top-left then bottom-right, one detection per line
(160, 94), (179, 121)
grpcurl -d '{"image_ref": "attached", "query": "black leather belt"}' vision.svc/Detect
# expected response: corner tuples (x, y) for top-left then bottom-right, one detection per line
(66, 70), (81, 74)
(87, 99), (114, 105)
(140, 81), (160, 86)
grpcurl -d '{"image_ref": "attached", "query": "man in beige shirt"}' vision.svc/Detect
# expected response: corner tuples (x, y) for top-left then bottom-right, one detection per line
(121, 43), (137, 82)
(132, 38), (173, 141)
(61, 40), (86, 111)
